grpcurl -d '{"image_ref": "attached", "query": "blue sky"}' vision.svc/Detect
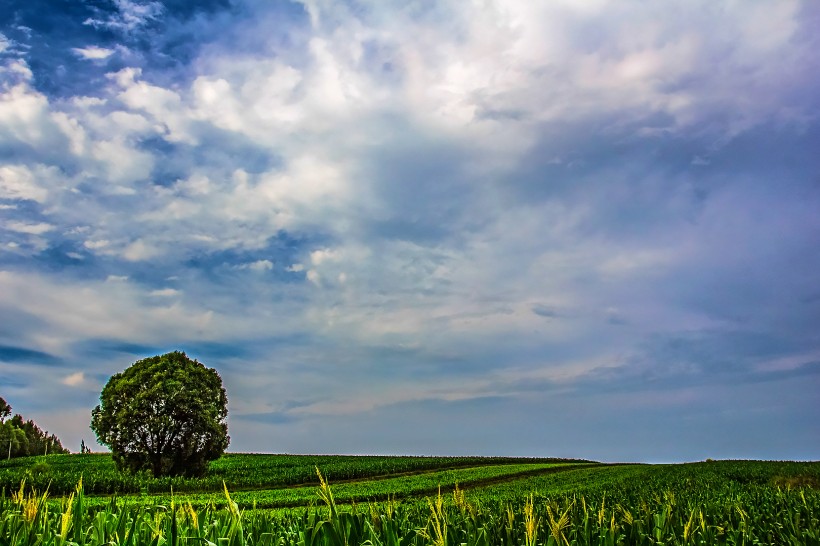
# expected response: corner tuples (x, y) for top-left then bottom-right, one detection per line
(1, 0), (818, 462)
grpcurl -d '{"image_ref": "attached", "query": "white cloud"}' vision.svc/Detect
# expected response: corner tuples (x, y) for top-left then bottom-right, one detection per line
(310, 248), (340, 265)
(306, 270), (320, 285)
(0, 164), (50, 203)
(0, 270), (222, 353)
(0, 59), (33, 81)
(4, 221), (54, 235)
(72, 46), (115, 60)
(84, 240), (110, 250)
(113, 68), (192, 143)
(243, 260), (274, 272)
(149, 288), (180, 297)
(0, 82), (61, 149)
(122, 239), (162, 261)
(61, 372), (86, 387)
(0, 33), (11, 54)
(90, 138), (154, 186)
(84, 0), (164, 32)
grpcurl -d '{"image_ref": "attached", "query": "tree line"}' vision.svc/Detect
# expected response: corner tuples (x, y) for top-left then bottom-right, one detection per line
(0, 396), (69, 459)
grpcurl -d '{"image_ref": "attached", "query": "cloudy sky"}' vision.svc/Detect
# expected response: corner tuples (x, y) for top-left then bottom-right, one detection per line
(1, 0), (818, 463)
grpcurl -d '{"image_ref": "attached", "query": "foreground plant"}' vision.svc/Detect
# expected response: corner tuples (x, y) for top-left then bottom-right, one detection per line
(0, 461), (818, 546)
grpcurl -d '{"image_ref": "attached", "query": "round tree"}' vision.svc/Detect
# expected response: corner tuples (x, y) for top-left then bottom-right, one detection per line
(91, 351), (229, 477)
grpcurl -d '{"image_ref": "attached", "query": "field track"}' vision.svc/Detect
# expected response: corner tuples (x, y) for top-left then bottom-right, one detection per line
(232, 461), (604, 493)
(67, 462), (601, 510)
(209, 462), (608, 509)
(285, 462), (608, 504)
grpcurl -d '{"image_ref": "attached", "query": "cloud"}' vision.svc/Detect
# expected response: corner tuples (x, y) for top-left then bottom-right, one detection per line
(83, 0), (164, 32)
(122, 239), (162, 261)
(0, 33), (12, 54)
(61, 371), (86, 386)
(532, 305), (561, 319)
(236, 260), (273, 272)
(0, 165), (51, 202)
(0, 344), (61, 366)
(5, 221), (54, 235)
(0, 0), (819, 458)
(84, 240), (110, 250)
(72, 46), (115, 60)
(149, 288), (180, 297)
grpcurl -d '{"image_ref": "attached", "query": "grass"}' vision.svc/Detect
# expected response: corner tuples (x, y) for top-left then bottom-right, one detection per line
(1, 455), (818, 545)
(0, 453), (589, 495)
(80, 462), (586, 511)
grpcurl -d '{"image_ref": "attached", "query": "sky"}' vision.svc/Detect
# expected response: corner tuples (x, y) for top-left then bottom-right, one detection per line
(1, 0), (819, 463)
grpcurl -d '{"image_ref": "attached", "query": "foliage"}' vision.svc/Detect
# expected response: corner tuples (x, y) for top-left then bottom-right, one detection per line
(0, 397), (69, 460)
(0, 396), (10, 422)
(90, 351), (229, 478)
(0, 460), (818, 546)
(79, 462), (580, 511)
(0, 454), (585, 496)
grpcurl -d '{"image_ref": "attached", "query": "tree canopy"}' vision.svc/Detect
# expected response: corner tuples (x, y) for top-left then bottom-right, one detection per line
(90, 351), (229, 477)
(0, 396), (69, 459)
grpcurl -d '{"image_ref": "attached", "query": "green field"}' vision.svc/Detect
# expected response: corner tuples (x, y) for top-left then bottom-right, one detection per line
(1, 454), (818, 545)
(0, 454), (588, 495)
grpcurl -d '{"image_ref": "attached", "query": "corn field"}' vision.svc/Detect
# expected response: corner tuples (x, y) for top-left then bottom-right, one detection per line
(2, 462), (818, 546)
(0, 454), (586, 496)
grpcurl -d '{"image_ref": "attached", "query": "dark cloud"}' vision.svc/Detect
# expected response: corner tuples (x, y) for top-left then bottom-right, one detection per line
(0, 344), (61, 366)
(236, 411), (301, 425)
(532, 305), (560, 319)
(73, 339), (163, 358)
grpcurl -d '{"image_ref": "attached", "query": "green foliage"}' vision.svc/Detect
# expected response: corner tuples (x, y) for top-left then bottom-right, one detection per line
(0, 397), (69, 459)
(0, 396), (10, 422)
(0, 454), (584, 496)
(26, 461), (51, 479)
(115, 462), (579, 511)
(90, 351), (229, 478)
(0, 460), (818, 546)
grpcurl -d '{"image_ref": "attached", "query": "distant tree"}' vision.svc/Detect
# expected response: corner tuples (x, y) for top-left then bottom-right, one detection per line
(0, 397), (69, 458)
(0, 397), (10, 423)
(2, 424), (26, 459)
(91, 351), (230, 477)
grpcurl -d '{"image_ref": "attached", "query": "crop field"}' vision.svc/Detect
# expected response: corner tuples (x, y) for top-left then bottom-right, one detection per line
(1, 455), (818, 545)
(0, 454), (586, 495)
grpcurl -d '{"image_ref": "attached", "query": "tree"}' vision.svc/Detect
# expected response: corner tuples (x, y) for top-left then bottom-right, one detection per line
(1, 422), (25, 459)
(0, 397), (10, 423)
(0, 397), (69, 458)
(91, 351), (229, 477)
